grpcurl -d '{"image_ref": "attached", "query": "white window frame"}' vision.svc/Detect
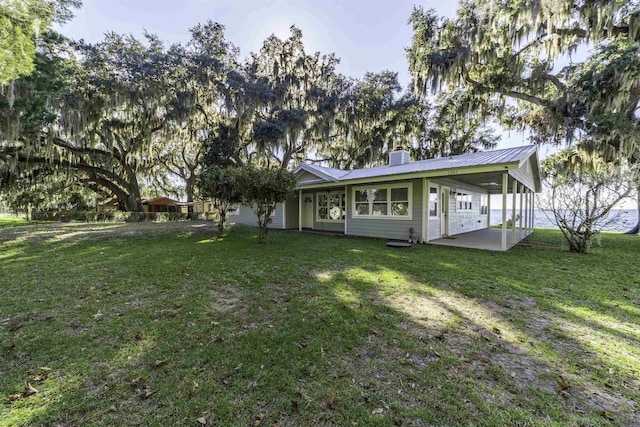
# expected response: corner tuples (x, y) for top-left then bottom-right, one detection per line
(479, 195), (488, 216)
(316, 191), (345, 223)
(455, 191), (473, 211)
(352, 182), (413, 220)
(428, 185), (439, 219)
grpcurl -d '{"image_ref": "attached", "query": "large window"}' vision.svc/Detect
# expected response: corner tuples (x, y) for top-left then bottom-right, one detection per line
(353, 183), (412, 219)
(317, 191), (345, 222)
(480, 195), (488, 215)
(429, 186), (439, 218)
(456, 192), (472, 211)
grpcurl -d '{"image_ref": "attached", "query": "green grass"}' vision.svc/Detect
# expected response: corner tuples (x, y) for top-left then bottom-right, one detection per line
(1, 222), (639, 426)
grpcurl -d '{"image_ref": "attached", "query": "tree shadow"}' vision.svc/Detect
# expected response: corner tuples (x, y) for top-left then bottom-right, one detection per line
(1, 225), (638, 425)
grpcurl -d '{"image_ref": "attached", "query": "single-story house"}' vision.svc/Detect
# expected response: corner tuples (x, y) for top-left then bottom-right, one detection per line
(231, 145), (541, 251)
(142, 197), (189, 213)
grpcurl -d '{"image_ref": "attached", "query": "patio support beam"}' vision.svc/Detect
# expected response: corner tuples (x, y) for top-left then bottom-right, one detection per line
(487, 192), (491, 229)
(423, 178), (429, 243)
(344, 185), (348, 235)
(532, 191), (536, 230)
(519, 183), (524, 238)
(501, 173), (508, 251)
(298, 190), (302, 231)
(524, 188), (529, 233)
(511, 179), (517, 244)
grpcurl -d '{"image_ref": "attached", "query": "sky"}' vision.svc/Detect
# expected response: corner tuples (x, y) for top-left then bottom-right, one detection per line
(55, 0), (634, 208)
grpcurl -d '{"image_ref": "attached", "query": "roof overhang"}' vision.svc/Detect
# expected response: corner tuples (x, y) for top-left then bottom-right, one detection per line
(294, 164), (337, 183)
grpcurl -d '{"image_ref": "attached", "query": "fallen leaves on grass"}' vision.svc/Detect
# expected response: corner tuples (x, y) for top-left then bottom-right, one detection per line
(32, 366), (51, 381)
(600, 410), (615, 421)
(196, 416), (207, 425)
(22, 382), (38, 398)
(153, 359), (167, 367)
(93, 311), (103, 321)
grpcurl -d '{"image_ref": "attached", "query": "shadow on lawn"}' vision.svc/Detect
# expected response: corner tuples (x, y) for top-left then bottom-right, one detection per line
(1, 226), (639, 425)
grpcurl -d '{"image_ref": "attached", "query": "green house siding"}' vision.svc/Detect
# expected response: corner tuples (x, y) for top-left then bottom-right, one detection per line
(297, 171), (324, 182)
(346, 178), (424, 241)
(284, 194), (299, 229)
(232, 203), (285, 229)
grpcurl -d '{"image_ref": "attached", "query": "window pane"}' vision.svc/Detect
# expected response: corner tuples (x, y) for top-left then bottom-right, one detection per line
(372, 203), (387, 216)
(355, 203), (369, 215)
(429, 187), (438, 217)
(372, 188), (387, 202)
(355, 189), (369, 202)
(391, 187), (408, 201)
(318, 194), (328, 207)
(391, 202), (408, 216)
(318, 207), (328, 219)
(330, 194), (341, 207)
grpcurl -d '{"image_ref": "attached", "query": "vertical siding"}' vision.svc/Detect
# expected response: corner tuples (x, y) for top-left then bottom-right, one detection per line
(231, 203), (285, 229)
(346, 178), (424, 241)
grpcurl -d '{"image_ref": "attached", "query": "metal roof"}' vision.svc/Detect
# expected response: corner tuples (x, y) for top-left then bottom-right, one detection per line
(296, 145), (538, 184)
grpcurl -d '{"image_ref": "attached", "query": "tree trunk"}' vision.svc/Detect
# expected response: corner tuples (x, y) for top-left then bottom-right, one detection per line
(626, 182), (640, 235)
(185, 176), (195, 203)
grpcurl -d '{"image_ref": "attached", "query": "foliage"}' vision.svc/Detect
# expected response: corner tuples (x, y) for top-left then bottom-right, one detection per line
(198, 165), (240, 234)
(1, 223), (639, 425)
(0, 0), (80, 84)
(233, 165), (295, 243)
(407, 0), (640, 231)
(539, 149), (633, 253)
(412, 90), (499, 160)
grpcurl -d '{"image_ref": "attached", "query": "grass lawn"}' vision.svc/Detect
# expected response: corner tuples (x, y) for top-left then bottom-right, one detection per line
(1, 222), (639, 426)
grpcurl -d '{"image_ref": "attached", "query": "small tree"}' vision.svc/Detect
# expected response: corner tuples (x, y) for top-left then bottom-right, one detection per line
(539, 150), (633, 253)
(198, 166), (239, 235)
(233, 166), (296, 243)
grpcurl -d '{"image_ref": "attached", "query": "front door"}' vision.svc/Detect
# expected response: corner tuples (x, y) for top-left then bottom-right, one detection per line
(302, 194), (314, 228)
(441, 187), (450, 237)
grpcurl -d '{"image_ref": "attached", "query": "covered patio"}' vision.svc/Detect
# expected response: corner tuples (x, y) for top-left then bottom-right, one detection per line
(424, 169), (538, 251)
(429, 228), (533, 251)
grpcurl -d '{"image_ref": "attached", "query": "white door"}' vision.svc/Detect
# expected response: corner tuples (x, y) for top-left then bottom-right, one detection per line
(302, 194), (314, 228)
(441, 187), (450, 237)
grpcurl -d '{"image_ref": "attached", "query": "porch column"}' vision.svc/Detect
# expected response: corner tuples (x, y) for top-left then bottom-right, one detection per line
(487, 192), (491, 229)
(511, 179), (517, 244)
(524, 188), (529, 233)
(344, 185), (348, 235)
(501, 173), (508, 251)
(532, 191), (536, 230)
(519, 183), (524, 238)
(528, 190), (532, 230)
(298, 189), (302, 231)
(423, 178), (429, 243)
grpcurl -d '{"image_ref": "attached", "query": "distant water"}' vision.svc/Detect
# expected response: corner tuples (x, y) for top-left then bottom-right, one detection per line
(489, 209), (638, 232)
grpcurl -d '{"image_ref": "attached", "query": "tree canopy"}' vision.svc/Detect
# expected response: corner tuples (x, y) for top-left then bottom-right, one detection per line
(408, 0), (640, 232)
(0, 0), (80, 84)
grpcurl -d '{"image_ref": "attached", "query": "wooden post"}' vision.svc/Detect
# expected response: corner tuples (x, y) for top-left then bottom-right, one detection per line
(511, 179), (517, 244)
(519, 184), (524, 238)
(524, 189), (529, 233)
(531, 192), (535, 230)
(487, 192), (491, 229)
(502, 173), (508, 251)
(344, 185), (348, 235)
(423, 179), (429, 243)
(298, 190), (302, 231)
